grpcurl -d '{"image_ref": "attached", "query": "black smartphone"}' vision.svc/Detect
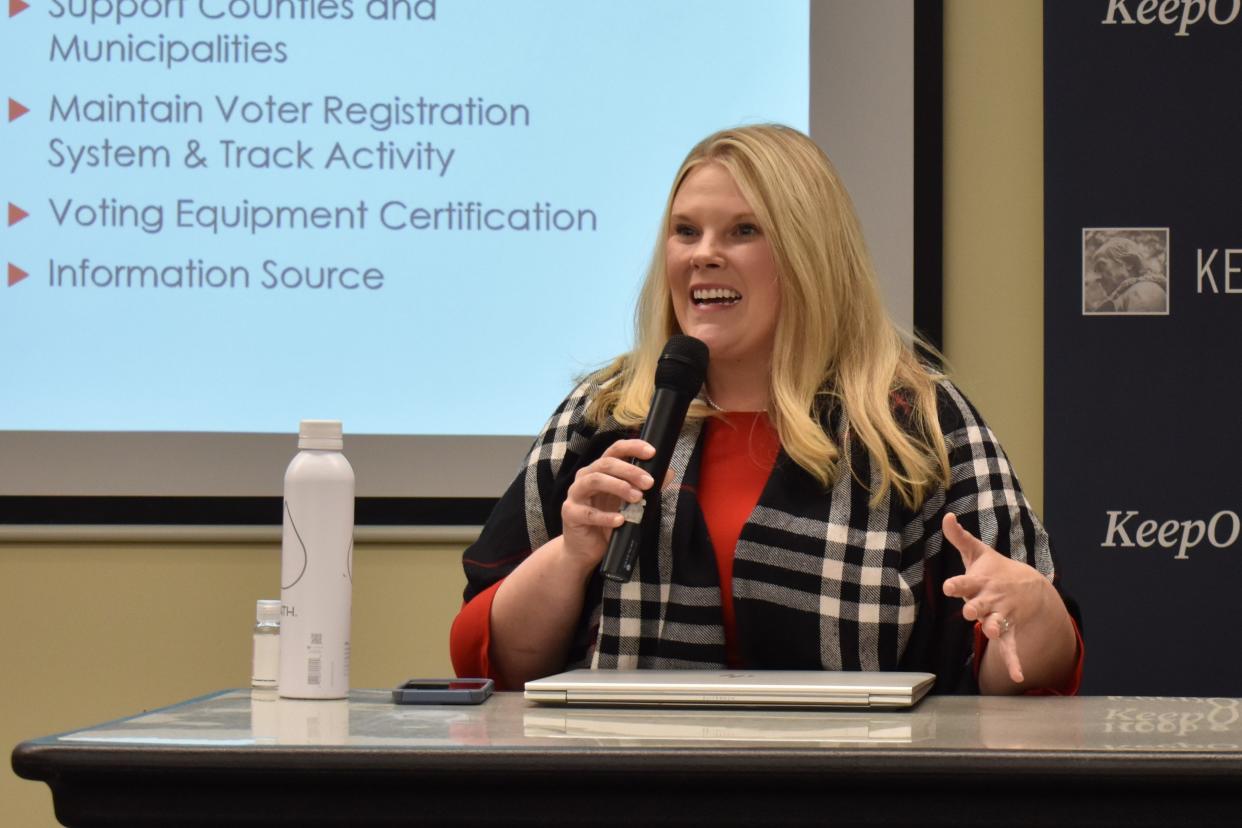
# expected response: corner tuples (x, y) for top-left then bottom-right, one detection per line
(391, 678), (494, 705)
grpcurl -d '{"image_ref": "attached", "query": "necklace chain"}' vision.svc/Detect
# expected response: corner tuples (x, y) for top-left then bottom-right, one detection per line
(702, 390), (725, 412)
(702, 390), (767, 413)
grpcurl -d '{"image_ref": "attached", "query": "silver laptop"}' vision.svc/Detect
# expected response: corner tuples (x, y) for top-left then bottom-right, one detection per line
(524, 669), (935, 709)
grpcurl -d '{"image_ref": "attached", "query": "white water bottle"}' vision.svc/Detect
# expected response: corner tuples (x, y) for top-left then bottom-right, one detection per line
(279, 419), (354, 699)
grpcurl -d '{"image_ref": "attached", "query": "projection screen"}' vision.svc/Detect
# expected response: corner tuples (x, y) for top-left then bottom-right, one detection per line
(0, 0), (938, 527)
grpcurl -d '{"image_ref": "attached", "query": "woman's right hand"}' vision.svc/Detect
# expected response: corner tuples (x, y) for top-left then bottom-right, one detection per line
(560, 438), (657, 566)
(489, 439), (658, 688)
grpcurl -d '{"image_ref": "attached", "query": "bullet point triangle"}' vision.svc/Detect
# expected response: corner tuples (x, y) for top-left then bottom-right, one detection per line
(8, 263), (28, 287)
(9, 98), (29, 122)
(8, 203), (28, 226)
(9, 0), (29, 17)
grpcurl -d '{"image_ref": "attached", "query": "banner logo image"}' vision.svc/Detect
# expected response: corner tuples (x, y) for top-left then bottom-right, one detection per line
(1082, 228), (1170, 315)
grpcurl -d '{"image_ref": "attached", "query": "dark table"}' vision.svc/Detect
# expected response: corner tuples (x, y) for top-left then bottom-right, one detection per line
(14, 689), (1242, 826)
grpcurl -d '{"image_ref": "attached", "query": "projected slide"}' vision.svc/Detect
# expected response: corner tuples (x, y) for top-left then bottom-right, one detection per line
(0, 0), (807, 436)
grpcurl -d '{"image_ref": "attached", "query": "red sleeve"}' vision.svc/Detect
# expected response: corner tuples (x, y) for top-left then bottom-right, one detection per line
(449, 579), (507, 689)
(971, 615), (1085, 696)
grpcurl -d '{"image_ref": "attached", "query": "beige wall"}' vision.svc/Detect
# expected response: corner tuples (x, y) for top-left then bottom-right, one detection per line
(1, 2), (1044, 824)
(943, 0), (1045, 514)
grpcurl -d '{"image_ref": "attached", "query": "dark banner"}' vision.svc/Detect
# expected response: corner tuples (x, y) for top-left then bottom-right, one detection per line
(1045, 0), (1242, 694)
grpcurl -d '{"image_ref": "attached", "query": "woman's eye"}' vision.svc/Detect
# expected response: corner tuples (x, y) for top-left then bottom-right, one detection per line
(673, 224), (697, 237)
(736, 223), (760, 237)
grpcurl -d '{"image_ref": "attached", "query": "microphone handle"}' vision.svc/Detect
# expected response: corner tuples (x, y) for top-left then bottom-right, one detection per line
(599, 387), (692, 582)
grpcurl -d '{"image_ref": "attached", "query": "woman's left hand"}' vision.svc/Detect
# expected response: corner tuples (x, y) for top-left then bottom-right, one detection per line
(940, 512), (1065, 687)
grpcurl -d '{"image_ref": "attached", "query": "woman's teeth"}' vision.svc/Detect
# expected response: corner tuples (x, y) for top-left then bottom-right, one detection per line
(692, 287), (742, 306)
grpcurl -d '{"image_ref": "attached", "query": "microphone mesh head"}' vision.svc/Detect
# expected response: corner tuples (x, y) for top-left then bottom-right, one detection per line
(654, 335), (709, 394)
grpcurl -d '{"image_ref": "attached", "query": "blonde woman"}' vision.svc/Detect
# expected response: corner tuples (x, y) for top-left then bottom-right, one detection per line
(451, 125), (1081, 695)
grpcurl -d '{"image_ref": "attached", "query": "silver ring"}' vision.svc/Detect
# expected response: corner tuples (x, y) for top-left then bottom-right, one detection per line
(997, 615), (1013, 635)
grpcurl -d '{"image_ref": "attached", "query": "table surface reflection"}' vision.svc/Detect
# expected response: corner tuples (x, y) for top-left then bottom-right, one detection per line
(15, 691), (1242, 827)
(28, 688), (1242, 754)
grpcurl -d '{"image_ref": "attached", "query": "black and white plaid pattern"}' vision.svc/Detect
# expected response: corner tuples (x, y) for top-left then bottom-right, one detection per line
(462, 378), (1058, 693)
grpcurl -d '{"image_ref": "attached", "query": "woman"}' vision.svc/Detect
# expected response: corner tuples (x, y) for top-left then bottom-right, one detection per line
(451, 125), (1081, 695)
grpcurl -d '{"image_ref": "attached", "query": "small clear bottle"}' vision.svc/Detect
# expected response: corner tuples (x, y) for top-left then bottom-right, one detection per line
(252, 599), (282, 690)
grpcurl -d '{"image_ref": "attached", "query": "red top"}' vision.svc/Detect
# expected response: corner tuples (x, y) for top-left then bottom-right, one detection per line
(696, 412), (783, 666)
(449, 412), (1083, 694)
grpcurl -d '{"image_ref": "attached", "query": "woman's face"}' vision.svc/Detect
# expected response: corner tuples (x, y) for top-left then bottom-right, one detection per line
(665, 162), (781, 373)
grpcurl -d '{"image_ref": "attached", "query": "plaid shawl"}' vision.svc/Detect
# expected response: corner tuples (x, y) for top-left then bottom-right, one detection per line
(463, 378), (1059, 694)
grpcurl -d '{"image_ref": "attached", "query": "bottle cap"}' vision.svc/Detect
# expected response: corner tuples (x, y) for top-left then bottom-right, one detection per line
(298, 419), (343, 450)
(256, 599), (282, 623)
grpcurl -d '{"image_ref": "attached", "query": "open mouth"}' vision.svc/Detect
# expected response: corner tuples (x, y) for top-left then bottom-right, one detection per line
(692, 287), (742, 307)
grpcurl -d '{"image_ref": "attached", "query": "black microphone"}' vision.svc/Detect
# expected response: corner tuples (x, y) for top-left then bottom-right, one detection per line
(600, 335), (709, 582)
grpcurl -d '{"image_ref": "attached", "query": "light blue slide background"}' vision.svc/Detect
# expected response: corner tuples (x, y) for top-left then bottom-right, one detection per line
(0, 0), (807, 435)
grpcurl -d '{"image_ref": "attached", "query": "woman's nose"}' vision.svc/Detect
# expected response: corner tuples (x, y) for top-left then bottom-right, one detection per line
(690, 235), (724, 268)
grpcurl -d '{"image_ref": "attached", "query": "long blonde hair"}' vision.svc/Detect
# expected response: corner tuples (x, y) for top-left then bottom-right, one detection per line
(587, 125), (949, 509)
